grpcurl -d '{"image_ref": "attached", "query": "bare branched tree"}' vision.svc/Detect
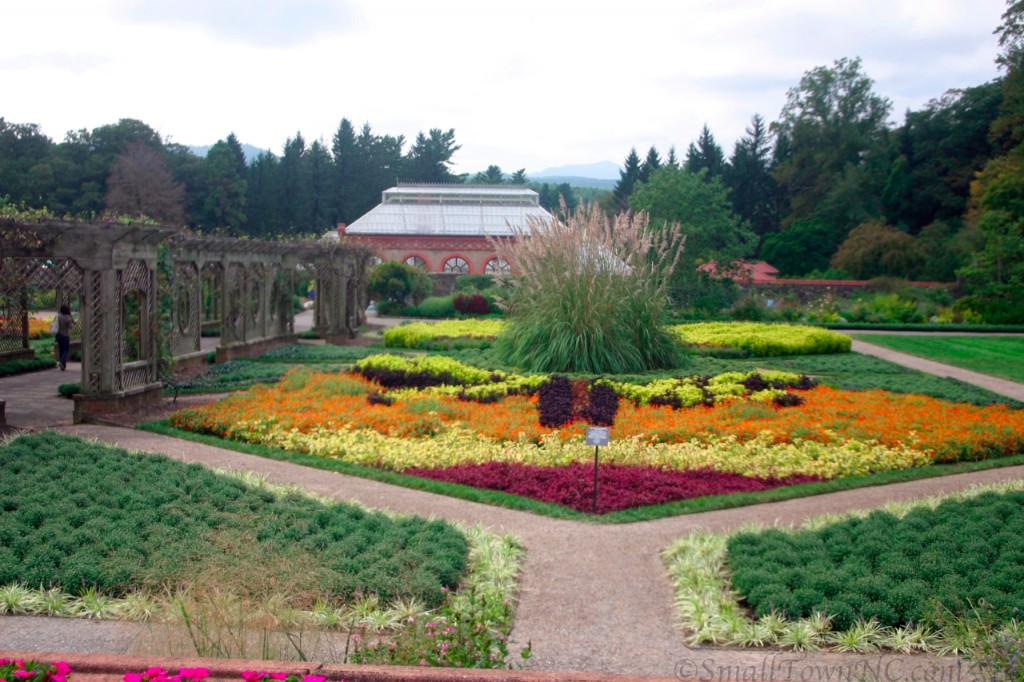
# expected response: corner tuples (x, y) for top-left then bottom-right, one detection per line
(105, 143), (186, 225)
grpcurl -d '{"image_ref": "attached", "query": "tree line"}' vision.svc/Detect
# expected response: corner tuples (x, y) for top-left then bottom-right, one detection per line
(1, 2), (1021, 320)
(0, 116), (581, 238)
(601, 2), (1024, 322)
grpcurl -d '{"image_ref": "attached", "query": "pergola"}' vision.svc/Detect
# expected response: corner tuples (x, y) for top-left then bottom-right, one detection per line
(0, 219), (370, 422)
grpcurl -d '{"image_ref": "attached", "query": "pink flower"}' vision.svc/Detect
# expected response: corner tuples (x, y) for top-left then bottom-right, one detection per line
(302, 676), (326, 682)
(178, 669), (209, 682)
(241, 672), (267, 682)
(53, 664), (71, 678)
(269, 674), (287, 681)
(13, 671), (33, 679)
(124, 674), (143, 682)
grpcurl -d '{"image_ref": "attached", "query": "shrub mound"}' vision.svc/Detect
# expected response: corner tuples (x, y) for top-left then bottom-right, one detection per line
(0, 432), (468, 607)
(726, 490), (1024, 630)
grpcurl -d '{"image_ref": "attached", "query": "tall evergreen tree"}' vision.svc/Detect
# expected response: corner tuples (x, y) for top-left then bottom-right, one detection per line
(331, 118), (359, 224)
(472, 165), (505, 183)
(246, 151), (282, 237)
(279, 132), (313, 235)
(639, 146), (662, 183)
(403, 128), (461, 183)
(725, 114), (780, 242)
(307, 138), (336, 230)
(203, 138), (248, 234)
(684, 125), (726, 181)
(611, 147), (642, 211)
(665, 145), (679, 168)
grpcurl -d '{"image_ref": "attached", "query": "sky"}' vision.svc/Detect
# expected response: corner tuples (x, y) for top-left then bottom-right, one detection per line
(2, 0), (1010, 176)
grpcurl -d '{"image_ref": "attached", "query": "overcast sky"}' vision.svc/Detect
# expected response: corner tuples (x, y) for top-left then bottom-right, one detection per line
(3, 0), (1009, 175)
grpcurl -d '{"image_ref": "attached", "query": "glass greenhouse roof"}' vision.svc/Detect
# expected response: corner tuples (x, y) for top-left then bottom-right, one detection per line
(341, 184), (553, 237)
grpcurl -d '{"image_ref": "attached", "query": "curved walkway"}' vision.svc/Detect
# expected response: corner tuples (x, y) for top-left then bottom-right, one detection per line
(2, 342), (1023, 679)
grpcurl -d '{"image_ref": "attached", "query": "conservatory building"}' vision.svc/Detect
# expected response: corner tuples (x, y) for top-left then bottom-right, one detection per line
(330, 183), (553, 274)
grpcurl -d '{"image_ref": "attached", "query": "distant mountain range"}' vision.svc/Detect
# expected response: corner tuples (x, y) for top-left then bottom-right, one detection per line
(531, 161), (621, 180)
(527, 161), (620, 190)
(188, 143), (268, 163)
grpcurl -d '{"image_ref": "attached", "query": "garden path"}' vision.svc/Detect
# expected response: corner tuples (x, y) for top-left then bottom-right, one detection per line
(850, 338), (1024, 402)
(2, 337), (1023, 678)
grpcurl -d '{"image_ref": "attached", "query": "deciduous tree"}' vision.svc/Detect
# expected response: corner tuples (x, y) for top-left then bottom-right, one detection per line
(104, 142), (185, 224)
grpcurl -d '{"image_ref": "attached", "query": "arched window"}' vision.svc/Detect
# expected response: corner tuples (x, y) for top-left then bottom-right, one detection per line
(403, 256), (428, 269)
(484, 257), (511, 275)
(442, 256), (470, 274)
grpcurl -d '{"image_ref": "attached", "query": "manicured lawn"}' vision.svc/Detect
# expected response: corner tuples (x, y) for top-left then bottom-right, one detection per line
(851, 334), (1024, 383)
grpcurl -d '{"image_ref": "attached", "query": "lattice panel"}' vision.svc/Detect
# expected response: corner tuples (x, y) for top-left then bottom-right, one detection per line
(119, 366), (152, 391)
(123, 259), (152, 295)
(201, 263), (222, 323)
(83, 271), (105, 393)
(0, 301), (24, 354)
(249, 263), (265, 332)
(171, 262), (201, 356)
(224, 263), (245, 340)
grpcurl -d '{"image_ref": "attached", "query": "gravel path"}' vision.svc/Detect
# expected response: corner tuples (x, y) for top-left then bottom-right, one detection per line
(2, 335), (1022, 678)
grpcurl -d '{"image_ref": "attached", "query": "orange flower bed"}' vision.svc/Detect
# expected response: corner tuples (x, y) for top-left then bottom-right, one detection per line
(172, 370), (1024, 464)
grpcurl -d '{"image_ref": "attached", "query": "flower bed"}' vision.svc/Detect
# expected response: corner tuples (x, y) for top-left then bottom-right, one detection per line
(169, 357), (1024, 513)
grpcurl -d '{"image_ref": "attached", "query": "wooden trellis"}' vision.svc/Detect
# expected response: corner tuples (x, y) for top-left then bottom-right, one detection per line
(0, 220), (371, 422)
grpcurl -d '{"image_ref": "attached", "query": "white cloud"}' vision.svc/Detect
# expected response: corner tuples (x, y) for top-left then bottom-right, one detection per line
(0, 0), (1007, 174)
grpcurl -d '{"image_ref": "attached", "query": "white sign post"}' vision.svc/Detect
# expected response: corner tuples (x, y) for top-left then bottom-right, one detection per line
(585, 426), (610, 513)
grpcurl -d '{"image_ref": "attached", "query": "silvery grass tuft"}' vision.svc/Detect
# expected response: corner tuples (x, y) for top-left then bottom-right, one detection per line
(494, 202), (685, 374)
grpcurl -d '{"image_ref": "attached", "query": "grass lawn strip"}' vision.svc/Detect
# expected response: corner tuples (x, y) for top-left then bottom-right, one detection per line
(0, 433), (524, 657)
(850, 334), (1024, 383)
(664, 480), (1024, 654)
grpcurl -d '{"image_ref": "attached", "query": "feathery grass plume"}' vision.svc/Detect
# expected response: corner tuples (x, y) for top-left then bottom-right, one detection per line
(493, 201), (685, 373)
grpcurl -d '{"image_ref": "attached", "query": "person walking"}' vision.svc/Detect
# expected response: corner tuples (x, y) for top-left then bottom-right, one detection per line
(54, 304), (74, 371)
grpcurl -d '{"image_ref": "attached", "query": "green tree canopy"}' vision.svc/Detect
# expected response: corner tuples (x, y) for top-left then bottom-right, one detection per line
(772, 57), (893, 247)
(630, 166), (755, 305)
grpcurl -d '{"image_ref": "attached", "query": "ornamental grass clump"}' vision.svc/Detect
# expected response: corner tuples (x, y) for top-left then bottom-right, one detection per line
(494, 202), (685, 373)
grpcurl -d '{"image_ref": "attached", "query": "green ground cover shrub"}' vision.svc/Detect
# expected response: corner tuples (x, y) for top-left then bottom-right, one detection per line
(253, 344), (387, 364)
(683, 353), (1023, 407)
(726, 490), (1024, 631)
(0, 432), (468, 608)
(0, 357), (55, 376)
(666, 482), (1024, 656)
(173, 360), (347, 393)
